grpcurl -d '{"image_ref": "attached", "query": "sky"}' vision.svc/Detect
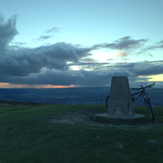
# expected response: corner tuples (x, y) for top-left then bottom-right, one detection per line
(0, 0), (163, 88)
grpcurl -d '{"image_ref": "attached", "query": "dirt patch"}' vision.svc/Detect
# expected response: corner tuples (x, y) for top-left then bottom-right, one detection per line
(50, 110), (109, 127)
(50, 110), (163, 128)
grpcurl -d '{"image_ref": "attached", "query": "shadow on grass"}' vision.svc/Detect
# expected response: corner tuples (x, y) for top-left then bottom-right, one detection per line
(88, 115), (148, 125)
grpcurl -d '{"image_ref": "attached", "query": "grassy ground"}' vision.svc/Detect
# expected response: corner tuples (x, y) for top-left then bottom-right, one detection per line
(0, 103), (163, 163)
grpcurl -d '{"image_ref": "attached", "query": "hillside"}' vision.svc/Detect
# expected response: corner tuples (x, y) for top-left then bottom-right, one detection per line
(0, 87), (162, 106)
(0, 103), (163, 162)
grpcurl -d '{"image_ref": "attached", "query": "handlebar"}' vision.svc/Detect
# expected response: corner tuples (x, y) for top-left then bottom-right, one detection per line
(132, 82), (155, 91)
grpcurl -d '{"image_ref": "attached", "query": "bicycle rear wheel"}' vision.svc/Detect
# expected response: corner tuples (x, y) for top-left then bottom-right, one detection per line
(106, 95), (110, 108)
(145, 98), (155, 121)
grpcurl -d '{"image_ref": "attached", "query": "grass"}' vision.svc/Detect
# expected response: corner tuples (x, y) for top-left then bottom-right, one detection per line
(0, 103), (163, 163)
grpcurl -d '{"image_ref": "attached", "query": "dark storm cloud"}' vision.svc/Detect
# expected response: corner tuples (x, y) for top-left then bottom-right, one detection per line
(2, 64), (147, 87)
(113, 61), (163, 76)
(92, 36), (148, 50)
(2, 70), (114, 87)
(1, 60), (163, 87)
(0, 15), (18, 53)
(0, 42), (95, 77)
(132, 62), (163, 76)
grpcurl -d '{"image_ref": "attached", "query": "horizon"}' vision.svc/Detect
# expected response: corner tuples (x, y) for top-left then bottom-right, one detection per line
(0, 85), (161, 89)
(0, 0), (163, 88)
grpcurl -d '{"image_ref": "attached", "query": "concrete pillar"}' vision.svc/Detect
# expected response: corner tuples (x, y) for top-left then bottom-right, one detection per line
(107, 76), (135, 118)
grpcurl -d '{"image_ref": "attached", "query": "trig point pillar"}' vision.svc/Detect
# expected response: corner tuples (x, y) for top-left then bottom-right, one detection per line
(107, 76), (134, 118)
(94, 76), (145, 120)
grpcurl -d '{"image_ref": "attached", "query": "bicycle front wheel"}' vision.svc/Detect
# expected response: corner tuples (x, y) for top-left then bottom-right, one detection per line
(106, 95), (110, 108)
(145, 98), (155, 121)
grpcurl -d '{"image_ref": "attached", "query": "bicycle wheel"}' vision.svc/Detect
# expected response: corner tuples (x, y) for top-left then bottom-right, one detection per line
(106, 95), (110, 108)
(144, 98), (155, 121)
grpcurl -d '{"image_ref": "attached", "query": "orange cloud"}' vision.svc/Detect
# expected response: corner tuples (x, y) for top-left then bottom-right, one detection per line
(116, 51), (127, 57)
(0, 83), (10, 86)
(41, 84), (74, 88)
(0, 83), (75, 88)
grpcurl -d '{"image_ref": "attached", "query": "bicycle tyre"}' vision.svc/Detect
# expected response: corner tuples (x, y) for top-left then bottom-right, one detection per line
(145, 98), (155, 121)
(106, 95), (110, 108)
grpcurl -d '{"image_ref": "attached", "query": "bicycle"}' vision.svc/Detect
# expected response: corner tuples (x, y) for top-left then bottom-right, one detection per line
(106, 82), (155, 121)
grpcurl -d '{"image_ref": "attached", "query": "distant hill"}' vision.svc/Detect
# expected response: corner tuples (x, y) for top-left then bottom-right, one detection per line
(0, 87), (162, 106)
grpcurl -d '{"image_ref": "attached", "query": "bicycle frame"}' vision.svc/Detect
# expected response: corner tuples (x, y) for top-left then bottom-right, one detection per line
(131, 89), (147, 102)
(131, 82), (155, 102)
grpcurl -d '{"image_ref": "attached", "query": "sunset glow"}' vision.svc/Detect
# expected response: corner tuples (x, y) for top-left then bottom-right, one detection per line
(0, 83), (75, 89)
(147, 74), (163, 82)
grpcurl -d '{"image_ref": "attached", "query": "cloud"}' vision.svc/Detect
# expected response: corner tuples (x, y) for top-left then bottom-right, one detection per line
(157, 40), (163, 44)
(133, 61), (151, 70)
(0, 69), (113, 87)
(140, 39), (163, 52)
(1, 60), (163, 87)
(32, 27), (60, 42)
(91, 36), (148, 57)
(38, 35), (54, 40)
(92, 36), (148, 50)
(33, 35), (54, 42)
(132, 62), (163, 76)
(9, 42), (26, 49)
(0, 42), (95, 77)
(151, 60), (163, 63)
(0, 15), (18, 54)
(0, 82), (74, 88)
(155, 40), (163, 48)
(45, 27), (60, 33)
(113, 61), (163, 76)
(68, 62), (111, 71)
(108, 36), (148, 50)
(3, 61), (160, 87)
(66, 71), (84, 77)
(0, 15), (162, 88)
(157, 42), (163, 48)
(0, 16), (94, 80)
(80, 57), (98, 62)
(116, 51), (127, 57)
